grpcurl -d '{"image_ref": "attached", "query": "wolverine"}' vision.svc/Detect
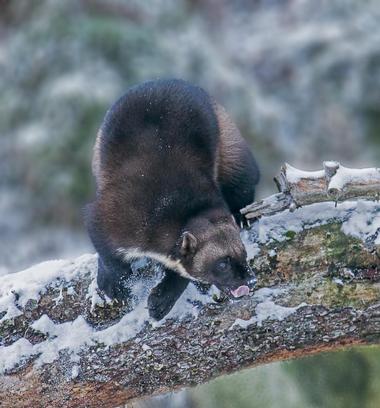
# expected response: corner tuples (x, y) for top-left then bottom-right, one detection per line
(86, 79), (260, 320)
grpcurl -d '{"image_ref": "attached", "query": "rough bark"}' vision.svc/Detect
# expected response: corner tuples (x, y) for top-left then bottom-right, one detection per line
(0, 163), (379, 408)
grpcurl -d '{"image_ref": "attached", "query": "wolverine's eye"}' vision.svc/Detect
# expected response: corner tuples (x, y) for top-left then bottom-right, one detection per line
(215, 257), (231, 274)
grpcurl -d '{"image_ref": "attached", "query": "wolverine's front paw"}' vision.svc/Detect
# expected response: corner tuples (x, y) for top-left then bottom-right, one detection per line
(97, 257), (131, 302)
(147, 271), (189, 320)
(147, 289), (173, 321)
(98, 275), (130, 302)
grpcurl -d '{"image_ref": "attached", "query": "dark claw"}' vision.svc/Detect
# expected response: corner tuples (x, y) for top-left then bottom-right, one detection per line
(237, 214), (252, 229)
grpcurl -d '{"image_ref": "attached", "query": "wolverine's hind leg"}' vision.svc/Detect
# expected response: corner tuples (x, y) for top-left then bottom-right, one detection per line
(219, 147), (259, 224)
(214, 103), (260, 224)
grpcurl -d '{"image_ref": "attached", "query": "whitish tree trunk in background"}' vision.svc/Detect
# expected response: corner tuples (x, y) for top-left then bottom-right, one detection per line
(0, 162), (379, 408)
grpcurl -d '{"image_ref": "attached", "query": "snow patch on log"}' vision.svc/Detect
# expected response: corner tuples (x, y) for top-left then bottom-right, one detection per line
(0, 254), (96, 322)
(230, 288), (306, 329)
(341, 201), (380, 245)
(285, 164), (325, 183)
(0, 254), (96, 323)
(244, 200), (379, 245)
(0, 254), (220, 374)
(32, 315), (94, 366)
(240, 230), (261, 258)
(327, 165), (380, 192)
(231, 301), (305, 329)
(285, 162), (380, 188)
(0, 338), (34, 373)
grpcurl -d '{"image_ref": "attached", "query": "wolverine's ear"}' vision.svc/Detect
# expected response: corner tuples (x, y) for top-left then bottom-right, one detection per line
(180, 232), (198, 256)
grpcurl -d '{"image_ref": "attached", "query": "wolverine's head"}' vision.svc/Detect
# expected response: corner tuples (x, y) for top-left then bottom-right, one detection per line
(176, 211), (256, 297)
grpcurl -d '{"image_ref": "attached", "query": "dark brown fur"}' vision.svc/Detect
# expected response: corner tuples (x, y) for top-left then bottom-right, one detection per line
(86, 79), (259, 319)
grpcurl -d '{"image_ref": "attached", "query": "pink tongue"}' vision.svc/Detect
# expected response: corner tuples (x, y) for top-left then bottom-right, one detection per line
(231, 285), (250, 298)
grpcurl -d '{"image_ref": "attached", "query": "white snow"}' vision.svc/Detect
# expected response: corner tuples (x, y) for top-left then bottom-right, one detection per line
(0, 254), (96, 323)
(247, 200), (379, 246)
(0, 314), (96, 373)
(0, 279), (219, 374)
(230, 286), (306, 329)
(71, 364), (80, 379)
(0, 338), (34, 373)
(241, 230), (261, 258)
(31, 315), (95, 366)
(0, 256), (219, 374)
(328, 166), (380, 192)
(324, 160), (340, 168)
(232, 301), (306, 329)
(256, 300), (307, 326)
(252, 287), (284, 302)
(284, 163), (380, 196)
(285, 163), (325, 183)
(341, 201), (380, 245)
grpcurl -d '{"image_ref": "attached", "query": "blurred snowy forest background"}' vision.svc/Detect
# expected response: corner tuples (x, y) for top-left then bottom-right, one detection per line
(0, 0), (379, 406)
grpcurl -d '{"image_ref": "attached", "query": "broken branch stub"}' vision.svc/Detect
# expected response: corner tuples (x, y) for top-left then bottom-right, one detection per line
(241, 161), (380, 219)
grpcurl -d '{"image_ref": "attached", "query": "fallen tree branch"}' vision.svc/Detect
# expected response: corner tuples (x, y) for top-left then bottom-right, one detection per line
(241, 161), (380, 219)
(1, 162), (379, 408)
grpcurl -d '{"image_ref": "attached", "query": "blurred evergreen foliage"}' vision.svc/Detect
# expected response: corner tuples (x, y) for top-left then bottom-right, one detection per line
(188, 348), (380, 408)
(1, 0), (380, 225)
(1, 1), (380, 406)
(285, 350), (370, 408)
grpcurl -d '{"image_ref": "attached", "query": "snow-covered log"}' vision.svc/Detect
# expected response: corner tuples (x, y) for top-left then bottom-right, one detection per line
(1, 163), (379, 408)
